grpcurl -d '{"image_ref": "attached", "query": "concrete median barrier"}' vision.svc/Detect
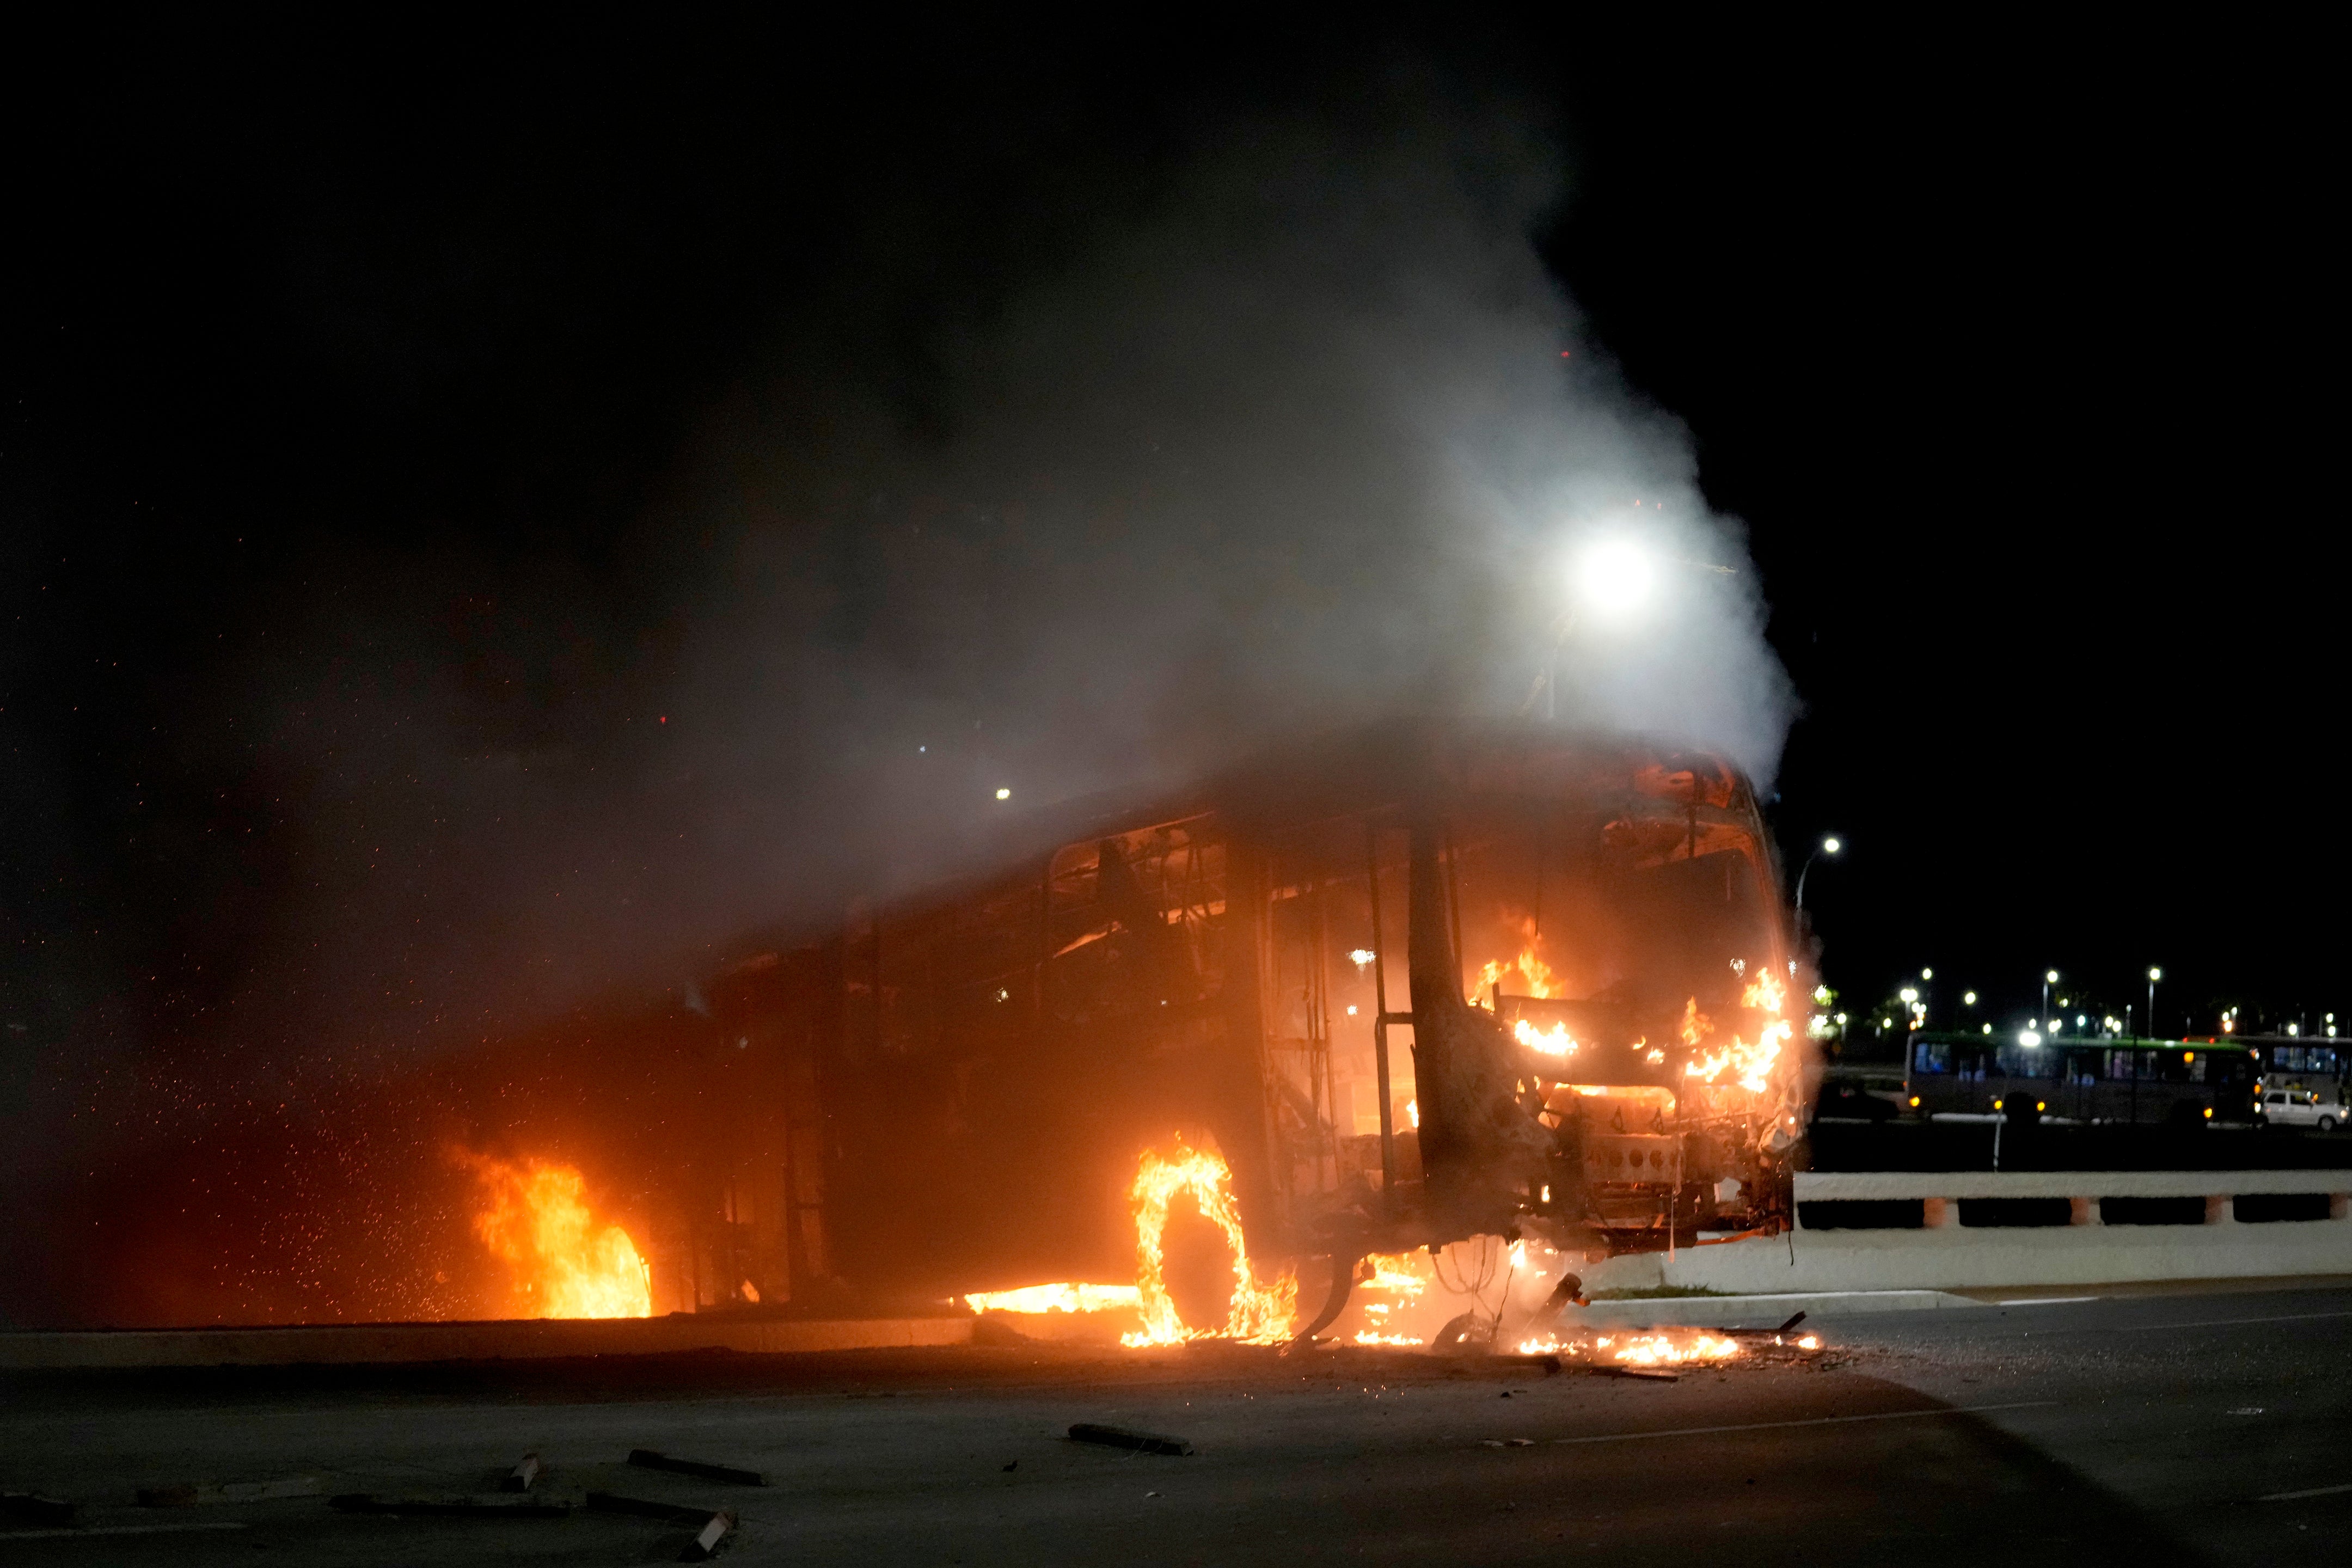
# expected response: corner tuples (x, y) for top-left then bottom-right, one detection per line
(1587, 1169), (2352, 1296)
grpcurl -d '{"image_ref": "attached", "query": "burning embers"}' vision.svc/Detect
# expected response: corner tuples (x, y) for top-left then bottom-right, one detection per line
(1521, 1330), (1743, 1364)
(1514, 1327), (1820, 1363)
(455, 1151), (652, 1319)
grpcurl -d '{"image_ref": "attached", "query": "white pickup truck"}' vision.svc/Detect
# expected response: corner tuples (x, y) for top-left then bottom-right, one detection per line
(2256, 1087), (2342, 1131)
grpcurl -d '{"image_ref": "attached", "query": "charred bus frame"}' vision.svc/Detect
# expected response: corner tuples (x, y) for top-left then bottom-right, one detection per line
(698, 721), (1810, 1332)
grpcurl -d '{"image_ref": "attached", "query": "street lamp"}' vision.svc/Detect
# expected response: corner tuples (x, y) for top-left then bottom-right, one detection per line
(2042, 970), (2057, 1024)
(2146, 967), (2161, 1041)
(1794, 836), (1842, 910)
(1527, 536), (1661, 721)
(1577, 538), (1657, 620)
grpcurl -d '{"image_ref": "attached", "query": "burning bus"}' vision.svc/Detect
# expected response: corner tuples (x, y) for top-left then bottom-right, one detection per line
(681, 719), (1810, 1342)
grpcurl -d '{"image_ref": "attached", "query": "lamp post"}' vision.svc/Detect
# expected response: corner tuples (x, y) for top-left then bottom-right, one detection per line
(2147, 966), (2162, 1042)
(1794, 836), (1842, 910)
(2041, 970), (2057, 1028)
(1526, 536), (1658, 721)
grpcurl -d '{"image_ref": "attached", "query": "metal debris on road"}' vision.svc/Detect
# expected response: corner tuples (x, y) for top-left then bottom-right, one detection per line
(137, 1477), (319, 1508)
(586, 1492), (718, 1524)
(2, 1492), (78, 1527)
(329, 1492), (572, 1518)
(681, 1510), (737, 1560)
(628, 1449), (765, 1486)
(1068, 1423), (1194, 1456)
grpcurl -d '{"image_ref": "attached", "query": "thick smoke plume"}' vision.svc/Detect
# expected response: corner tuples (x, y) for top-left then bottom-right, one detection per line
(3, 63), (1792, 1325)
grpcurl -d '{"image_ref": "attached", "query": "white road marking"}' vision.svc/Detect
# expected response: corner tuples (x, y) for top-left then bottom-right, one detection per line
(2262, 1481), (2352, 1502)
(1, 1521), (250, 1541)
(1547, 1401), (2056, 1445)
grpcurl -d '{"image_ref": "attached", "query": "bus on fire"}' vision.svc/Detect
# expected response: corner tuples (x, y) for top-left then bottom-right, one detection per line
(705, 720), (1812, 1343)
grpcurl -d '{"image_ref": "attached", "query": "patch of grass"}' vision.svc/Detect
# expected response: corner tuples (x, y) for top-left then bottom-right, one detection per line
(1586, 1284), (1731, 1300)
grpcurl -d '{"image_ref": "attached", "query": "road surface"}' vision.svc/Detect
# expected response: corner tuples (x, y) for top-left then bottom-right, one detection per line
(4, 1280), (2347, 1564)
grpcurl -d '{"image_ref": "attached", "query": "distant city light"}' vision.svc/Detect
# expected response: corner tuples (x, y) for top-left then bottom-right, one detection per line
(1921, 967), (1934, 980)
(2019, 1030), (2042, 1048)
(995, 787), (1012, 800)
(1899, 988), (1918, 1004)
(1963, 991), (1978, 1006)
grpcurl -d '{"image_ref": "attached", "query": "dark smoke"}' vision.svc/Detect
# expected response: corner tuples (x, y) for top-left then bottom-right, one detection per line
(1, 38), (1791, 1325)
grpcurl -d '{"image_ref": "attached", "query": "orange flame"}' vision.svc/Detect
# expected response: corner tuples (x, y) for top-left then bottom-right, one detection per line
(1515, 1328), (1744, 1363)
(1680, 970), (1793, 1094)
(1513, 1017), (1579, 1058)
(965, 1283), (1142, 1314)
(1475, 915), (1559, 1000)
(1123, 1138), (1296, 1346)
(455, 1151), (651, 1319)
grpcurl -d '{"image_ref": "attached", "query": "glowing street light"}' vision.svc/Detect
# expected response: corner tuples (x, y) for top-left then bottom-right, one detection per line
(2041, 970), (2058, 1022)
(1576, 538), (1657, 621)
(1963, 991), (1979, 1007)
(2146, 966), (2161, 1040)
(1795, 835), (1843, 910)
(1529, 533), (1705, 720)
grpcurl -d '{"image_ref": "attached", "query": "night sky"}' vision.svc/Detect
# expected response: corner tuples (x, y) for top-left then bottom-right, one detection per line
(2, 19), (2339, 1318)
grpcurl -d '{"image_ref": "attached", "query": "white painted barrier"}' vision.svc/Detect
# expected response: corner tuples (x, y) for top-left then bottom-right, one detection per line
(1583, 1169), (2352, 1297)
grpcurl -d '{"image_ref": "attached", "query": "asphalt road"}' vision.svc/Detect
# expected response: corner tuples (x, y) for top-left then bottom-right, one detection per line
(4, 1282), (2348, 1565)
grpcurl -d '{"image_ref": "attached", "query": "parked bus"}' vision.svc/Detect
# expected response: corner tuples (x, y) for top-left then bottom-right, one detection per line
(2231, 1035), (2348, 1109)
(1904, 1032), (2258, 1125)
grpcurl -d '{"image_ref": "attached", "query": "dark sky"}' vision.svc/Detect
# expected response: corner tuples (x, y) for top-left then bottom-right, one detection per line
(2, 15), (2341, 1220)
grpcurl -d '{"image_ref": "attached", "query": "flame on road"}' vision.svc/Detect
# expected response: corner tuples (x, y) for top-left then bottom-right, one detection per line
(454, 1150), (651, 1319)
(1124, 1138), (1296, 1346)
(965, 1282), (1142, 1314)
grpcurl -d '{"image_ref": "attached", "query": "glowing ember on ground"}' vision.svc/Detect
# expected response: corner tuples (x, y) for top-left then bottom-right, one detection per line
(454, 1150), (651, 1319)
(1607, 1331), (1742, 1365)
(965, 1282), (1143, 1314)
(1352, 1331), (1425, 1346)
(1515, 1327), (1759, 1363)
(1124, 1138), (1296, 1346)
